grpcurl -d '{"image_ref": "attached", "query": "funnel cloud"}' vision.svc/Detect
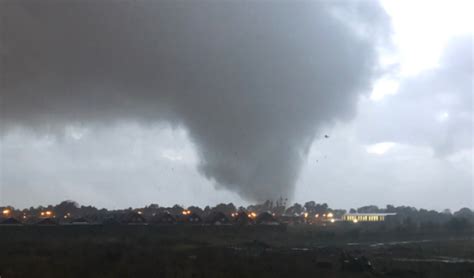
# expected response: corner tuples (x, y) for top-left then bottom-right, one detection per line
(1, 1), (390, 201)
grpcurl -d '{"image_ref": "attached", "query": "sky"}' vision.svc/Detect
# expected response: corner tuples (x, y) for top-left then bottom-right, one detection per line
(0, 0), (472, 211)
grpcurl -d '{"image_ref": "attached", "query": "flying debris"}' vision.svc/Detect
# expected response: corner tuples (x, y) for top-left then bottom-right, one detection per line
(324, 135), (330, 139)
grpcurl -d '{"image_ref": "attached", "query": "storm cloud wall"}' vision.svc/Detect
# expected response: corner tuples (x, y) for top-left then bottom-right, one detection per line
(0, 1), (390, 201)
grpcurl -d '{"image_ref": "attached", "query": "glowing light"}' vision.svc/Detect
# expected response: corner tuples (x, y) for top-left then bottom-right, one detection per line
(45, 211), (53, 216)
(40, 212), (45, 216)
(315, 214), (319, 218)
(137, 211), (143, 215)
(353, 219), (358, 223)
(2, 209), (10, 215)
(330, 219), (335, 223)
(304, 212), (308, 218)
(327, 213), (334, 218)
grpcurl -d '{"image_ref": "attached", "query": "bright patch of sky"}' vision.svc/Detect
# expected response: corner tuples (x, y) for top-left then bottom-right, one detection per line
(370, 78), (400, 101)
(371, 0), (473, 101)
(366, 142), (396, 155)
(437, 111), (450, 123)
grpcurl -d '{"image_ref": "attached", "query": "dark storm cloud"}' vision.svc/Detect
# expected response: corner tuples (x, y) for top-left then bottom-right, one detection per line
(0, 0), (390, 201)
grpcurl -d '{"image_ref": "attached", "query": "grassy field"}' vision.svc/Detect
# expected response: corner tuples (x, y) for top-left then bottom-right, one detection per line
(0, 224), (473, 277)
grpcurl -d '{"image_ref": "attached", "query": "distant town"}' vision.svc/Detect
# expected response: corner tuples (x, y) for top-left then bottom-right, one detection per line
(1, 200), (472, 232)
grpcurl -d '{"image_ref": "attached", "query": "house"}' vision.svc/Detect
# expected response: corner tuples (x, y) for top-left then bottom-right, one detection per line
(256, 212), (279, 225)
(206, 212), (230, 225)
(36, 218), (58, 225)
(121, 212), (147, 225)
(342, 213), (396, 222)
(1, 217), (22, 225)
(234, 211), (253, 225)
(151, 212), (176, 224)
(278, 215), (305, 225)
(69, 217), (90, 225)
(185, 212), (202, 224)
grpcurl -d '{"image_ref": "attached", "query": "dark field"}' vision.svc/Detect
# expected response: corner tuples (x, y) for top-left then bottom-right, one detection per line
(0, 224), (473, 278)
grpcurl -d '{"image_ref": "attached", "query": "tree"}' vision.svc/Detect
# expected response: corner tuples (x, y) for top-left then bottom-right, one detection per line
(188, 206), (204, 215)
(54, 200), (79, 218)
(357, 205), (380, 213)
(285, 203), (304, 216)
(212, 203), (236, 215)
(304, 201), (316, 213)
(446, 217), (470, 232)
(442, 208), (452, 215)
(454, 208), (473, 219)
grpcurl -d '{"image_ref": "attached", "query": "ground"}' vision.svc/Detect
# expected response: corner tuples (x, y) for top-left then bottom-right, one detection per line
(0, 224), (473, 277)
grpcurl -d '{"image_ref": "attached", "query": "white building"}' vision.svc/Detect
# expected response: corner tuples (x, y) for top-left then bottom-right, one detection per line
(342, 213), (396, 222)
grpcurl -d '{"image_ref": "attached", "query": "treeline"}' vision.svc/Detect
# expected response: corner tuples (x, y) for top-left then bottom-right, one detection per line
(1, 200), (474, 231)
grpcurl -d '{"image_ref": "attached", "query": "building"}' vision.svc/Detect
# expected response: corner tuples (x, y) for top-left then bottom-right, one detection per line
(342, 213), (396, 222)
(233, 211), (253, 225)
(36, 218), (58, 225)
(206, 212), (230, 225)
(69, 217), (90, 225)
(256, 212), (279, 225)
(151, 212), (176, 224)
(1, 217), (22, 225)
(121, 212), (147, 225)
(177, 211), (202, 224)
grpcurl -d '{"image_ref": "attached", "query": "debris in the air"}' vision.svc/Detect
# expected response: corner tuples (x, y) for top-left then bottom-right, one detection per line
(324, 135), (330, 138)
